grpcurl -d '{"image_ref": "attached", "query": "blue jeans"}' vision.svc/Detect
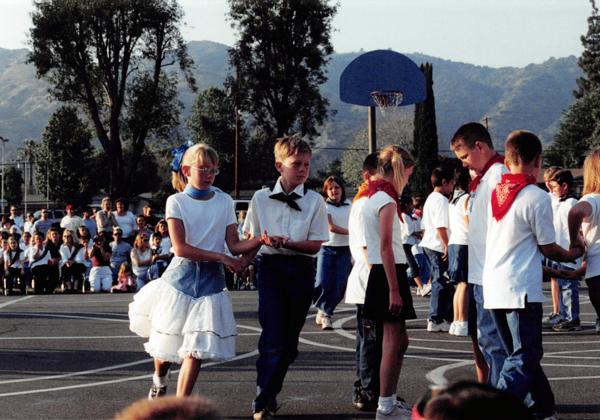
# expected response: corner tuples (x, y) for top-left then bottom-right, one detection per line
(472, 284), (507, 386)
(354, 304), (383, 397)
(492, 302), (555, 417)
(253, 254), (316, 412)
(314, 246), (352, 316)
(424, 248), (454, 323)
(415, 252), (430, 284)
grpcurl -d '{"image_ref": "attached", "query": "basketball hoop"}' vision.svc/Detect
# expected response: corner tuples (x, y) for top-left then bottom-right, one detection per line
(370, 90), (404, 114)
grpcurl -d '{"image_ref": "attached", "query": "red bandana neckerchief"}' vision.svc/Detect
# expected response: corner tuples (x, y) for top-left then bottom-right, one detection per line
(353, 181), (370, 203)
(491, 173), (537, 221)
(468, 154), (505, 193)
(367, 179), (404, 222)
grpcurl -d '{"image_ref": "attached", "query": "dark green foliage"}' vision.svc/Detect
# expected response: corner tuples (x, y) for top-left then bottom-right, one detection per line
(545, 91), (600, 167)
(5, 167), (23, 207)
(411, 63), (439, 196)
(228, 0), (337, 139)
(36, 106), (95, 206)
(575, 0), (600, 98)
(187, 88), (242, 190)
(28, 0), (195, 197)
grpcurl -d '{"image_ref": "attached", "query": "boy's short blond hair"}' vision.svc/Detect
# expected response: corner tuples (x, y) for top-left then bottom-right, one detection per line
(114, 395), (221, 420)
(274, 134), (312, 162)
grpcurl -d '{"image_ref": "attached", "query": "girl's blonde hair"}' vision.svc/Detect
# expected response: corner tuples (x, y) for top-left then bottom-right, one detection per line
(378, 145), (414, 194)
(118, 262), (132, 277)
(171, 143), (219, 192)
(583, 148), (600, 195)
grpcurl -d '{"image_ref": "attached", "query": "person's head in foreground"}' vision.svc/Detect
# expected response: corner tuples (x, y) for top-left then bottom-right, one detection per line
(114, 395), (221, 420)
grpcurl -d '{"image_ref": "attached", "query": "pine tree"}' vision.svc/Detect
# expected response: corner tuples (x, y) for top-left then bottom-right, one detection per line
(410, 63), (439, 196)
(575, 0), (600, 98)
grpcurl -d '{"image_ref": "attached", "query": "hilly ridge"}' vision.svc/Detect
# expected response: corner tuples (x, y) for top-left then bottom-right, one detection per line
(0, 40), (581, 159)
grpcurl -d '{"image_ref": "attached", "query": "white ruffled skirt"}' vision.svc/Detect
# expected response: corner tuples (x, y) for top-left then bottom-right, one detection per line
(128, 259), (236, 363)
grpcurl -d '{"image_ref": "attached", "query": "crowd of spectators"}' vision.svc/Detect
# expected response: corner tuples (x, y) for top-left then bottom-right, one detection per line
(0, 199), (172, 295)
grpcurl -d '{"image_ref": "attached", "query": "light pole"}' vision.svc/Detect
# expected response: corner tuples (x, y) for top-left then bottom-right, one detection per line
(17, 147), (27, 215)
(0, 136), (9, 215)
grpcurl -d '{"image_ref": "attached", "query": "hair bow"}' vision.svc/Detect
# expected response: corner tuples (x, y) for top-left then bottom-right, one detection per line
(170, 141), (193, 172)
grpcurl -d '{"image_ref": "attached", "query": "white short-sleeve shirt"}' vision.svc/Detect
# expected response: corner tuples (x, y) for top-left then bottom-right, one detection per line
(553, 197), (581, 269)
(166, 191), (237, 254)
(362, 191), (407, 265)
(345, 196), (370, 304)
(323, 200), (351, 247)
(449, 192), (469, 246)
(483, 185), (556, 309)
(420, 191), (449, 253)
(468, 162), (508, 285)
(243, 179), (329, 257)
(580, 193), (600, 279)
(113, 211), (136, 238)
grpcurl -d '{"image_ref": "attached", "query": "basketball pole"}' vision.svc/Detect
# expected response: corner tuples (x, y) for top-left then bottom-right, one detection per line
(368, 106), (376, 153)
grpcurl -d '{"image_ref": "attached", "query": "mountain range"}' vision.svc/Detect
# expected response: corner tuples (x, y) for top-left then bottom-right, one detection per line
(0, 40), (581, 160)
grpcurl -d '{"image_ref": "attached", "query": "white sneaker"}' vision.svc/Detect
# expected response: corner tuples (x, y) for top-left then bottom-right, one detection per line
(448, 321), (456, 335)
(596, 319), (600, 334)
(321, 316), (333, 330)
(452, 320), (469, 336)
(375, 406), (412, 419)
(315, 310), (324, 326)
(542, 312), (564, 328)
(420, 283), (432, 296)
(427, 320), (451, 332)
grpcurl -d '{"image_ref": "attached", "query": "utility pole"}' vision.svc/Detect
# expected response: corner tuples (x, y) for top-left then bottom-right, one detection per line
(0, 136), (9, 215)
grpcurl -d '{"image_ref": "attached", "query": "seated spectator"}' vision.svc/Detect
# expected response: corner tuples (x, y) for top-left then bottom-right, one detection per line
(89, 235), (112, 292)
(147, 232), (169, 281)
(23, 212), (35, 235)
(114, 395), (221, 420)
(131, 233), (152, 291)
(29, 231), (50, 294)
(111, 261), (136, 293)
(9, 206), (24, 230)
(154, 219), (172, 255)
(133, 214), (153, 240)
(113, 198), (136, 245)
(33, 209), (54, 236)
(96, 197), (118, 239)
(82, 208), (97, 238)
(142, 204), (160, 230)
(110, 226), (132, 281)
(60, 204), (84, 243)
(4, 235), (25, 295)
(59, 229), (85, 292)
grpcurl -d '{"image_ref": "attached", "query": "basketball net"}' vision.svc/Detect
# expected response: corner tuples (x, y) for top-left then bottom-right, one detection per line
(370, 90), (404, 115)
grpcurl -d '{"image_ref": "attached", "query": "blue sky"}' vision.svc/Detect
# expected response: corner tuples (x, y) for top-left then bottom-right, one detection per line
(0, 0), (592, 68)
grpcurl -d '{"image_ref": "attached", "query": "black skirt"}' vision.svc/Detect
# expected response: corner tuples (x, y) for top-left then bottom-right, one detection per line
(364, 264), (417, 322)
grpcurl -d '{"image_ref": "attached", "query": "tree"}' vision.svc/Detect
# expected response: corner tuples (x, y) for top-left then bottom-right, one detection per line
(4, 167), (23, 208)
(575, 0), (600, 98)
(228, 0), (337, 139)
(36, 106), (96, 206)
(545, 91), (600, 167)
(410, 63), (439, 196)
(28, 0), (196, 197)
(187, 88), (241, 190)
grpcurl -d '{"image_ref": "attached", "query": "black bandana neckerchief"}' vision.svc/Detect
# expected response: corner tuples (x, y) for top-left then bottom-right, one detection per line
(268, 183), (306, 211)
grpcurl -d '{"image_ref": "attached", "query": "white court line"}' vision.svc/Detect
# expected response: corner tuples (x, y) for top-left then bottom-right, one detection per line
(0, 312), (129, 323)
(0, 296), (33, 309)
(426, 361), (472, 387)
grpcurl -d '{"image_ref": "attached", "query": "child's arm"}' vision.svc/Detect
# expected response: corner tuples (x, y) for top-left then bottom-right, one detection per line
(539, 242), (582, 263)
(168, 218), (244, 272)
(279, 238), (323, 255)
(380, 204), (402, 314)
(436, 227), (449, 260)
(225, 223), (263, 255)
(568, 201), (592, 251)
(328, 214), (349, 235)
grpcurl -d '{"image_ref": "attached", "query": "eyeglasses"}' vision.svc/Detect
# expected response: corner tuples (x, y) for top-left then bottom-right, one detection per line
(190, 166), (219, 175)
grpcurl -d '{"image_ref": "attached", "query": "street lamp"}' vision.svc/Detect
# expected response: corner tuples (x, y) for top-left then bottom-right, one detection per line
(0, 136), (9, 215)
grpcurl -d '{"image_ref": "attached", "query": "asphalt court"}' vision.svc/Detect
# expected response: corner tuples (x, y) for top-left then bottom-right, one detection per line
(0, 287), (598, 419)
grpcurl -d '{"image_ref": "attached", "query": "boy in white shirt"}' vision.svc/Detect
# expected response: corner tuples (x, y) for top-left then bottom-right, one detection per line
(420, 167), (455, 332)
(243, 135), (329, 419)
(483, 130), (582, 419)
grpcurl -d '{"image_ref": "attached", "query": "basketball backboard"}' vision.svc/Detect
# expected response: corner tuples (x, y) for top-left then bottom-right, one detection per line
(339, 49), (426, 108)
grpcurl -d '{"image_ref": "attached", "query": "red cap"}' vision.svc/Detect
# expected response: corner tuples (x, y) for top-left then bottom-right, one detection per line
(65, 204), (74, 211)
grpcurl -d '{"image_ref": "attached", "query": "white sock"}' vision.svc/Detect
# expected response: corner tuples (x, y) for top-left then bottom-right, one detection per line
(377, 394), (396, 414)
(153, 373), (167, 387)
